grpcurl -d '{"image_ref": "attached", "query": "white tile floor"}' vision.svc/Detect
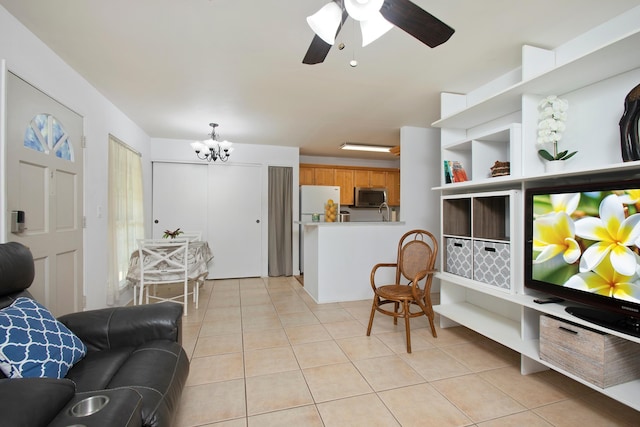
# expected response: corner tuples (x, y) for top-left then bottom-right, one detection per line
(169, 277), (639, 426)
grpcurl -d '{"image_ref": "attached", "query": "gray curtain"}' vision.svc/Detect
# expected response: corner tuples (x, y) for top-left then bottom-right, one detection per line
(268, 166), (293, 276)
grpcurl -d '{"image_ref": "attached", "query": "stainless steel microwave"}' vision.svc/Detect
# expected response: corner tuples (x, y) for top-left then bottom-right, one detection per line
(354, 187), (387, 208)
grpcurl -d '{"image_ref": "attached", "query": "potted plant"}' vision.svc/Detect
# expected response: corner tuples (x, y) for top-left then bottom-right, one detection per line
(537, 95), (576, 172)
(162, 228), (183, 239)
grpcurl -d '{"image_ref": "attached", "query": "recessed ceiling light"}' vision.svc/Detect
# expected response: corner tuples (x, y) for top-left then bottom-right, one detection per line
(340, 143), (393, 153)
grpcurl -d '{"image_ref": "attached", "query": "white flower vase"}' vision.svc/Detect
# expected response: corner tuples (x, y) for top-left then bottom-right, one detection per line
(544, 160), (565, 173)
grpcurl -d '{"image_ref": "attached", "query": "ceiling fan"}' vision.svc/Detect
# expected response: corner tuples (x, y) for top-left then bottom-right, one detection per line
(303, 0), (454, 65)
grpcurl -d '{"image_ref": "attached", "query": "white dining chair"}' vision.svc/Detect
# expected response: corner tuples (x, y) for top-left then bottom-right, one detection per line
(180, 231), (202, 242)
(135, 238), (198, 316)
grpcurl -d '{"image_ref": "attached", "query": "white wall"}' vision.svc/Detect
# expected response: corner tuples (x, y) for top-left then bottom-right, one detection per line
(400, 126), (442, 290)
(0, 6), (152, 310)
(400, 126), (441, 232)
(150, 138), (300, 277)
(299, 155), (400, 169)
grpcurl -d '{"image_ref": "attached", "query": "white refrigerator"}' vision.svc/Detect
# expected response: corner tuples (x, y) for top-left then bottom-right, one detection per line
(299, 185), (340, 273)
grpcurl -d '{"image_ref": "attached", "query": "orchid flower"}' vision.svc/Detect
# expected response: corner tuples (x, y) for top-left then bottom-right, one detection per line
(564, 255), (640, 302)
(575, 194), (640, 276)
(533, 211), (581, 264)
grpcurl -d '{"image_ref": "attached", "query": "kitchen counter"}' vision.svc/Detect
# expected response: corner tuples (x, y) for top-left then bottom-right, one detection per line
(301, 222), (409, 303)
(299, 221), (405, 226)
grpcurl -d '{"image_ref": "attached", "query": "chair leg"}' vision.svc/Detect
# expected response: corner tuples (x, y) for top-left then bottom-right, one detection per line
(366, 298), (377, 336)
(403, 301), (412, 353)
(194, 280), (199, 309)
(393, 301), (399, 325)
(183, 280), (188, 316)
(138, 283), (145, 306)
(417, 299), (438, 338)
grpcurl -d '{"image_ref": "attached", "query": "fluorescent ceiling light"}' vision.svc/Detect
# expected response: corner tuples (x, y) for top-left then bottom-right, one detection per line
(340, 143), (393, 153)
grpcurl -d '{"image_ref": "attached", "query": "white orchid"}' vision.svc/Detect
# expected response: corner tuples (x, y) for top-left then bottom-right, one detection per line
(537, 95), (576, 161)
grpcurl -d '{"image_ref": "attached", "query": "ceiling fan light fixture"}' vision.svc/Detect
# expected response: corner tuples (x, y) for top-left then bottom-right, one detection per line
(360, 12), (393, 47)
(344, 0), (384, 21)
(306, 2), (343, 45)
(340, 143), (393, 153)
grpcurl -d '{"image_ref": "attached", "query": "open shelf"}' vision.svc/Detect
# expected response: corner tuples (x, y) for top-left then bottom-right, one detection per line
(435, 12), (640, 412)
(432, 30), (640, 129)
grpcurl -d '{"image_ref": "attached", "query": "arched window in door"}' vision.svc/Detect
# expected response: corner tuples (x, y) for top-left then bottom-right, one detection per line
(24, 113), (75, 161)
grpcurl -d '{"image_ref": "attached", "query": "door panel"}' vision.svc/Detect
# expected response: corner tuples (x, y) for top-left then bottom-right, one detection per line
(152, 162), (262, 279)
(207, 164), (262, 278)
(152, 162), (208, 238)
(6, 72), (84, 316)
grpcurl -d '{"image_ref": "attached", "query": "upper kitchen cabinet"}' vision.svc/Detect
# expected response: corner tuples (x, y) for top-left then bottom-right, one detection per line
(386, 170), (400, 206)
(300, 166), (315, 185)
(354, 170), (386, 188)
(334, 169), (355, 205)
(299, 164), (400, 206)
(314, 167), (335, 185)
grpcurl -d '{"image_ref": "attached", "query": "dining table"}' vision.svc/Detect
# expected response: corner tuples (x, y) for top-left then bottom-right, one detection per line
(126, 240), (213, 288)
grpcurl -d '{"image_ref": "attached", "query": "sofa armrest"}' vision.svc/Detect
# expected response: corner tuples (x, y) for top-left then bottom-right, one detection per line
(0, 378), (75, 427)
(58, 302), (183, 352)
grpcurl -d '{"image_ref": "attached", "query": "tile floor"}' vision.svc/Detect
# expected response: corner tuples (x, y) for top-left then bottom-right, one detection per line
(171, 277), (640, 426)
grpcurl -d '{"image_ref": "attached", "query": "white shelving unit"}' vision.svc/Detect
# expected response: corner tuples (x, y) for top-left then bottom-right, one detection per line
(433, 9), (640, 412)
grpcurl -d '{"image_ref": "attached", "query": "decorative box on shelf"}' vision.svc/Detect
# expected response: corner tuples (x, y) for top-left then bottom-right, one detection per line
(444, 237), (472, 279)
(472, 240), (511, 291)
(540, 315), (640, 388)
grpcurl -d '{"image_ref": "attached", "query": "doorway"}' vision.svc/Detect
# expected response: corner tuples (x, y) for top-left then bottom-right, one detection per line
(5, 71), (84, 316)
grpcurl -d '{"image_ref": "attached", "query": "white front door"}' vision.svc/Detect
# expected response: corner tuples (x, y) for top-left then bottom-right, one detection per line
(152, 162), (262, 279)
(5, 72), (84, 316)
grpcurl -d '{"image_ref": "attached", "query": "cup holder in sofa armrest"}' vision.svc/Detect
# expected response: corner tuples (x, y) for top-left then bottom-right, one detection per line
(48, 388), (142, 427)
(68, 395), (110, 417)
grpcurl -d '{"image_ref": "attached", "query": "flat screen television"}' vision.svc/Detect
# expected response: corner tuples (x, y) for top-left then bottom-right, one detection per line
(524, 178), (640, 338)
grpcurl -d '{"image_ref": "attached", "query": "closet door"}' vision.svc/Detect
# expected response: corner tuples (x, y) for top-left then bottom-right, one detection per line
(207, 164), (262, 278)
(152, 162), (208, 240)
(152, 162), (262, 279)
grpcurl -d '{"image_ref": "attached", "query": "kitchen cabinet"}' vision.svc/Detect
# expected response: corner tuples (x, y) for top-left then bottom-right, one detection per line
(300, 164), (400, 206)
(300, 166), (314, 185)
(314, 167), (335, 185)
(354, 170), (386, 188)
(334, 169), (354, 205)
(385, 171), (400, 206)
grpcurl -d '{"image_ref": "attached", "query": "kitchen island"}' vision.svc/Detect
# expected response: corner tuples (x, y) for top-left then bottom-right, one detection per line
(301, 221), (407, 303)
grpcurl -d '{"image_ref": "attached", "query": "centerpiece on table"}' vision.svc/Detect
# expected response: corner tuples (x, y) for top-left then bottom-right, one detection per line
(536, 95), (576, 173)
(162, 228), (183, 239)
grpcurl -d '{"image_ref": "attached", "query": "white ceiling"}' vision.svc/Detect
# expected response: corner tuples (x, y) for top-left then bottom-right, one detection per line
(1, 0), (639, 160)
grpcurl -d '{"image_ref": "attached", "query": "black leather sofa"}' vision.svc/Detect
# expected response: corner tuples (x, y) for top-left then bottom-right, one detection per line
(0, 242), (190, 427)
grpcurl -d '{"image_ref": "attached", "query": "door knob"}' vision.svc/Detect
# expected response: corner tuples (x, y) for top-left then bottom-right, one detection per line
(256, 220), (260, 223)
(154, 220), (159, 224)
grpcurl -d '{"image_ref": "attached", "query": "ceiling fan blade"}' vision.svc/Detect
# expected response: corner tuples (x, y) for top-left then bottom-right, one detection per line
(380, 0), (454, 48)
(303, 35), (333, 65)
(302, 3), (349, 64)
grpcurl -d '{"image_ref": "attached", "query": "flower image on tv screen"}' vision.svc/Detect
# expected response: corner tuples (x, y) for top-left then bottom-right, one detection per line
(531, 188), (640, 304)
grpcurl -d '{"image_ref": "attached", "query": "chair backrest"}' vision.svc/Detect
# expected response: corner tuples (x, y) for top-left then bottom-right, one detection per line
(180, 232), (202, 242)
(396, 230), (438, 284)
(137, 239), (189, 283)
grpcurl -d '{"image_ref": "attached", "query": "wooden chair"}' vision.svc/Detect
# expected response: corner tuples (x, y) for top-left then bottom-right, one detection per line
(366, 229), (438, 353)
(135, 238), (198, 316)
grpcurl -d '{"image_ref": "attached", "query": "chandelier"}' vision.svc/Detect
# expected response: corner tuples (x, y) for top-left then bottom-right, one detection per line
(190, 123), (233, 162)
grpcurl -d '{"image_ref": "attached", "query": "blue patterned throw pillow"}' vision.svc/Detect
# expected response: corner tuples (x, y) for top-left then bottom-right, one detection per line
(0, 297), (86, 379)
